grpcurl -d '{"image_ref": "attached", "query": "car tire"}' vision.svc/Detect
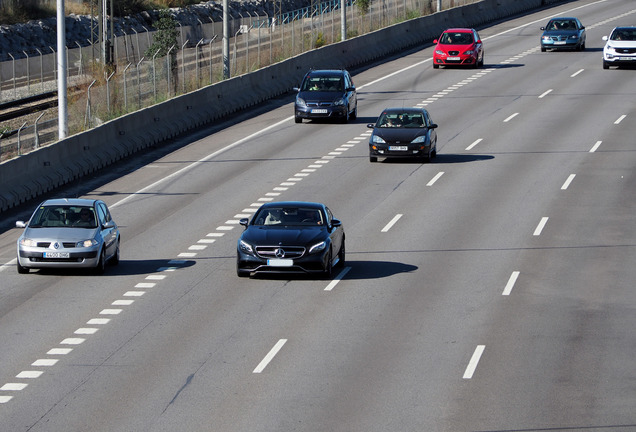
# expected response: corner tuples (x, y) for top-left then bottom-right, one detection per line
(109, 240), (120, 266)
(433, 63), (439, 69)
(350, 105), (357, 120)
(432, 143), (437, 158)
(237, 268), (250, 277)
(324, 250), (333, 279)
(295, 116), (302, 124)
(93, 249), (106, 275)
(369, 155), (377, 163)
(541, 46), (546, 52)
(337, 239), (345, 268)
(17, 259), (29, 274)
(479, 55), (484, 67)
(603, 60), (609, 70)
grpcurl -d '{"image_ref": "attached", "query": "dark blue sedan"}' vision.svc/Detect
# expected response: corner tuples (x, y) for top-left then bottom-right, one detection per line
(540, 17), (586, 52)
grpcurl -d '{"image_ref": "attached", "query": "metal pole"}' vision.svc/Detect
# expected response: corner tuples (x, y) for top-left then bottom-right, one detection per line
(223, 0), (230, 79)
(57, 0), (68, 139)
(341, 0), (346, 41)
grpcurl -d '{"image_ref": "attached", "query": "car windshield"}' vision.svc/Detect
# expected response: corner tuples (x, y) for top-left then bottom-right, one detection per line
(301, 76), (344, 92)
(549, 20), (577, 31)
(377, 112), (425, 128)
(252, 207), (324, 226)
(28, 205), (98, 228)
(440, 32), (473, 44)
(610, 29), (636, 41)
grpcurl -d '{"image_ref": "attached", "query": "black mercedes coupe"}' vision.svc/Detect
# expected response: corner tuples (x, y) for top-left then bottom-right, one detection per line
(237, 201), (345, 278)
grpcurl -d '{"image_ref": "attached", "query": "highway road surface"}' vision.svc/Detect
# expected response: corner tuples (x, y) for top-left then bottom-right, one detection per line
(1, 0), (635, 430)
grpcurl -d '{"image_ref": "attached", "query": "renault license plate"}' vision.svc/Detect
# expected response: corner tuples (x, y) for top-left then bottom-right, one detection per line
(44, 252), (70, 258)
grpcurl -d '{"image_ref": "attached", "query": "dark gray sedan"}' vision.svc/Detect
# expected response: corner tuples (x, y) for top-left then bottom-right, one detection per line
(368, 107), (438, 163)
(16, 198), (120, 274)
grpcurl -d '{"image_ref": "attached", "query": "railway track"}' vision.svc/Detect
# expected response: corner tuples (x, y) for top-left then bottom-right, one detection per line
(0, 91), (58, 124)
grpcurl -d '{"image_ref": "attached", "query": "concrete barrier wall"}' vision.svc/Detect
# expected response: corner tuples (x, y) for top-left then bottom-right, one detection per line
(0, 0), (564, 213)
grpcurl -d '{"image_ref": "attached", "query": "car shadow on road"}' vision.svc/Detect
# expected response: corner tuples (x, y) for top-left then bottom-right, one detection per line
(343, 260), (418, 279)
(374, 154), (494, 164)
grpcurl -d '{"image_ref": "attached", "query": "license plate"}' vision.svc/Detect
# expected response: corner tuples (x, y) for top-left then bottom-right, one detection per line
(44, 252), (70, 258)
(619, 57), (634, 60)
(311, 109), (328, 114)
(447, 56), (460, 61)
(554, 41), (566, 45)
(267, 259), (293, 267)
(389, 146), (408, 151)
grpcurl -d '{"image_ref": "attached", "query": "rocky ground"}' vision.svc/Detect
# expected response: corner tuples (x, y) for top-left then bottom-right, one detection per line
(0, 0), (312, 62)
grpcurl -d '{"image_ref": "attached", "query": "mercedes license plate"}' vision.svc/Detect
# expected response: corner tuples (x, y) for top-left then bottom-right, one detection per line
(389, 146), (408, 151)
(44, 252), (70, 258)
(311, 109), (328, 114)
(268, 259), (293, 267)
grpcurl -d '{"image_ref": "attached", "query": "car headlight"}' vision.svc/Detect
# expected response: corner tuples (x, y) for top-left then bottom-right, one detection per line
(411, 135), (427, 144)
(19, 238), (37, 247)
(333, 98), (345, 106)
(239, 239), (254, 255)
(568, 35), (579, 40)
(76, 239), (98, 248)
(463, 49), (475, 55)
(371, 135), (386, 144)
(296, 97), (307, 108)
(309, 241), (326, 254)
(435, 49), (445, 55)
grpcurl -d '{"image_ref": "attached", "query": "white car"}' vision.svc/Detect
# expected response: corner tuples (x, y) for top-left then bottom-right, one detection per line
(603, 26), (636, 69)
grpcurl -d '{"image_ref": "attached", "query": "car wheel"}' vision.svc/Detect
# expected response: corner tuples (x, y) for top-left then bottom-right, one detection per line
(237, 268), (250, 277)
(295, 116), (302, 124)
(541, 46), (546, 52)
(17, 259), (29, 274)
(433, 63), (439, 69)
(109, 240), (120, 266)
(337, 239), (346, 267)
(324, 250), (333, 279)
(479, 55), (484, 67)
(370, 155), (377, 163)
(432, 143), (437, 158)
(603, 60), (609, 70)
(94, 249), (106, 275)
(350, 105), (357, 120)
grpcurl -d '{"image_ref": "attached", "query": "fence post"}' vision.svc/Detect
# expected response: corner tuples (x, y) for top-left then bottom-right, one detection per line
(34, 112), (45, 148)
(123, 63), (131, 111)
(85, 79), (96, 128)
(106, 71), (115, 114)
(17, 122), (27, 156)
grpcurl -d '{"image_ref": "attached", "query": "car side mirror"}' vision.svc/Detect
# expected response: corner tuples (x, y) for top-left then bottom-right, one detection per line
(476, 39), (482, 44)
(540, 26), (545, 31)
(433, 39), (438, 43)
(580, 25), (585, 29)
(103, 221), (116, 229)
(367, 123), (375, 128)
(331, 219), (342, 228)
(16, 221), (26, 228)
(240, 218), (249, 229)
(293, 87), (300, 92)
(429, 123), (438, 129)
(602, 36), (608, 41)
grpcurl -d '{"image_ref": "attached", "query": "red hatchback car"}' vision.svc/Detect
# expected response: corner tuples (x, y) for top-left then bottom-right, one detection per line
(433, 28), (484, 68)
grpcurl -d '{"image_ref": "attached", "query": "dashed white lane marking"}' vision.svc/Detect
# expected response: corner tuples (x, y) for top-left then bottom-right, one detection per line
(466, 138), (482, 151)
(538, 89), (553, 98)
(1, 383), (27, 391)
(561, 174), (576, 190)
(571, 69), (584, 77)
(533, 217), (549, 236)
(615, 115), (626, 125)
(16, 371), (43, 379)
(503, 113), (519, 122)
(381, 214), (403, 233)
(32, 359), (58, 366)
(502, 271), (520, 296)
(463, 345), (485, 379)
(112, 300), (134, 306)
(61, 338), (85, 345)
(325, 267), (352, 291)
(253, 339), (287, 373)
(427, 171), (445, 186)
(75, 328), (99, 335)
(589, 140), (602, 153)
(48, 348), (72, 355)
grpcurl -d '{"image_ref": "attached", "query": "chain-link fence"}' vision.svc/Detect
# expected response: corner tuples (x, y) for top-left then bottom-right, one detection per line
(0, 0), (479, 161)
